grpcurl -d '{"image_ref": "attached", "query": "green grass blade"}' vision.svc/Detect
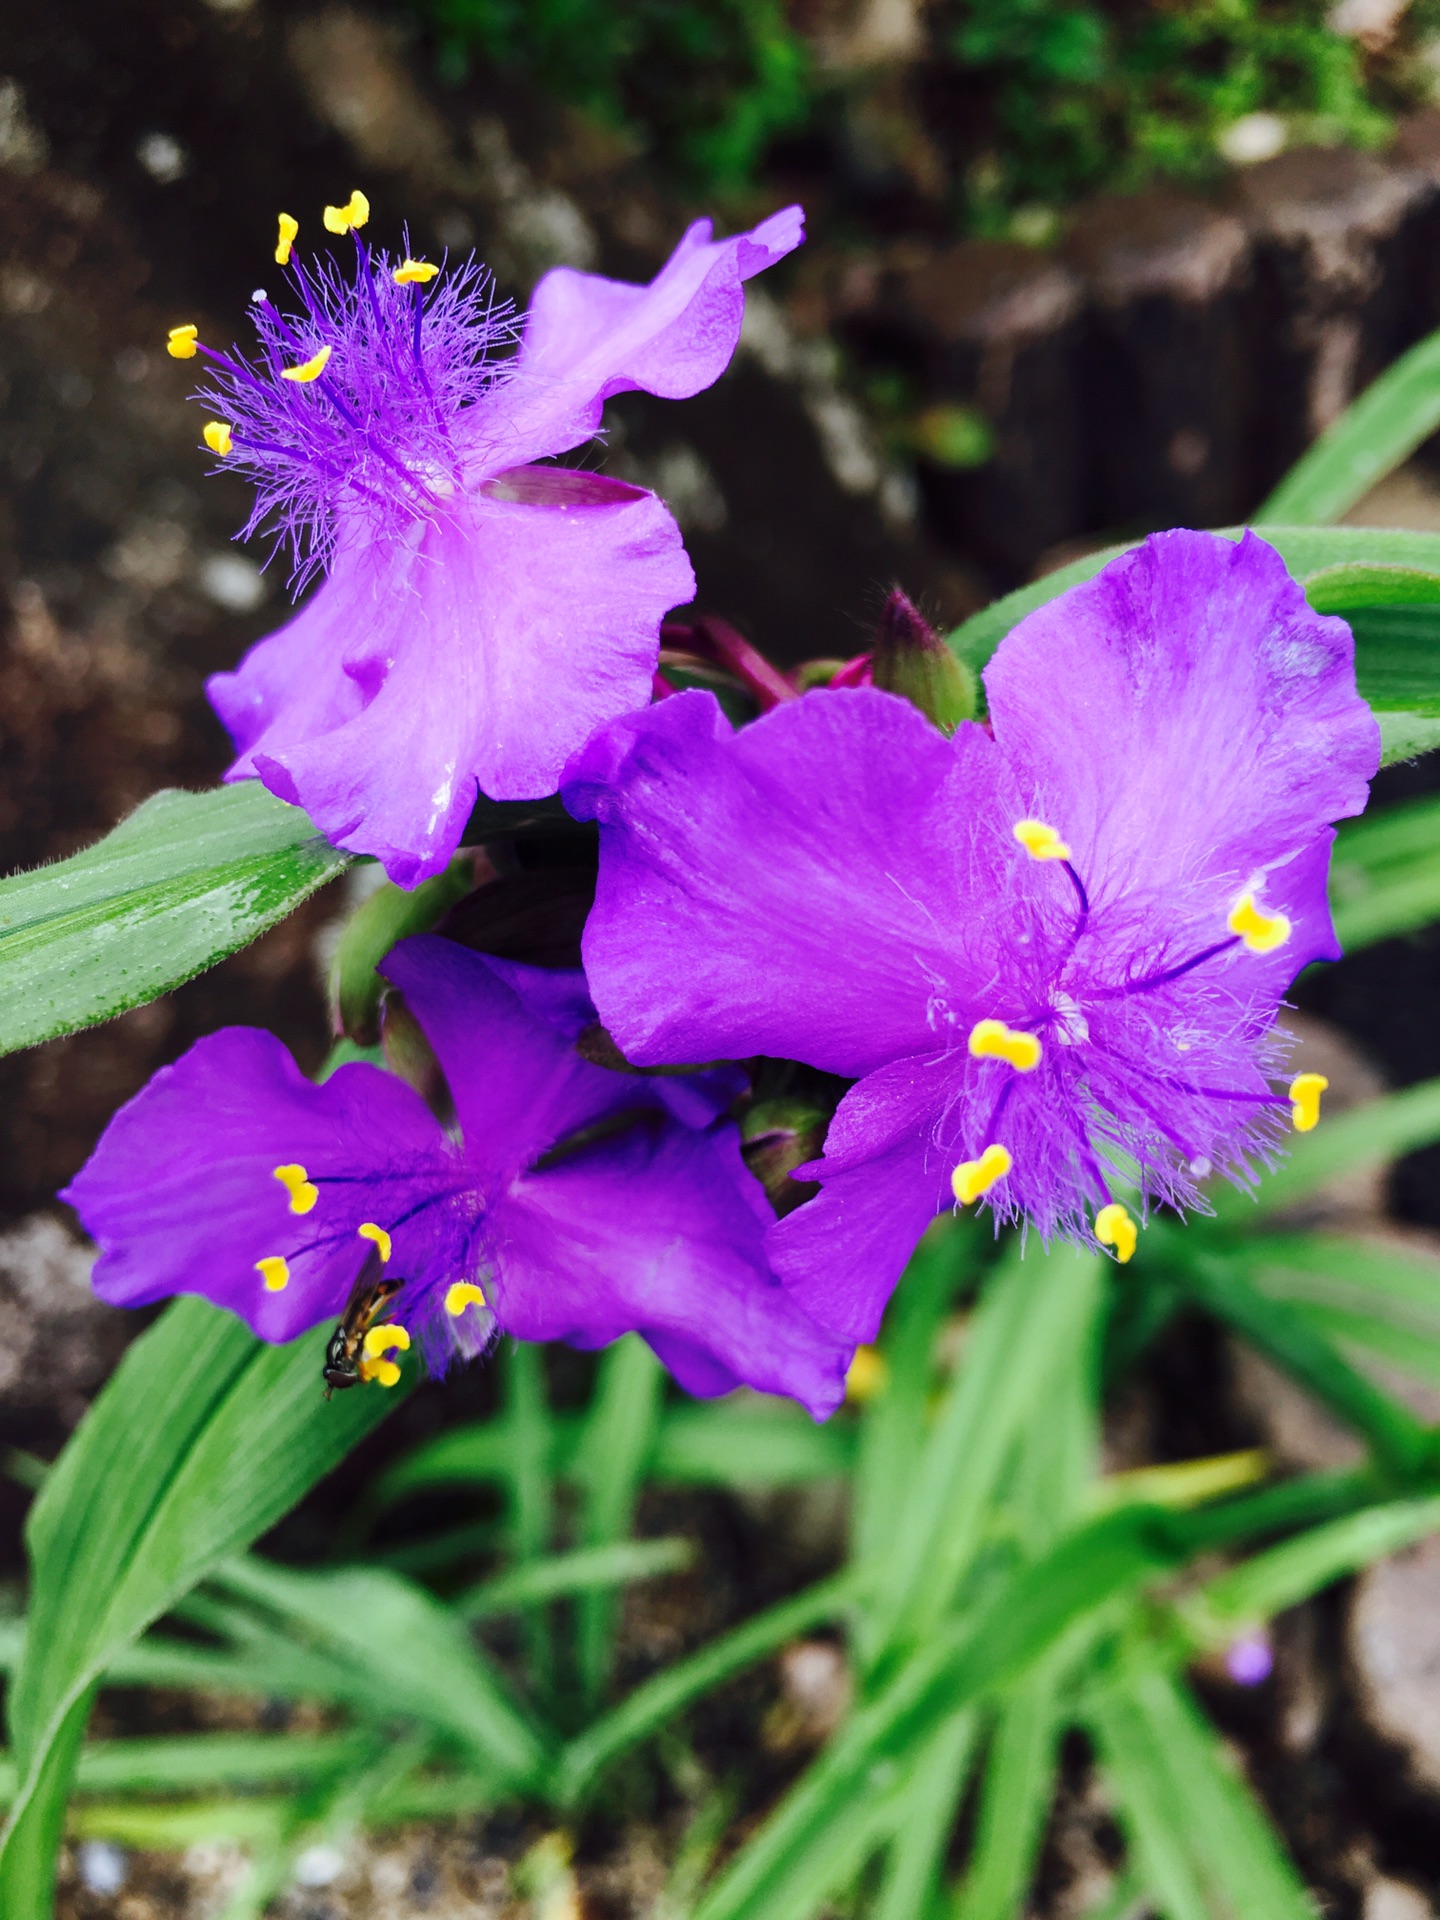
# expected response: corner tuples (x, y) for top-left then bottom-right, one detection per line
(852, 1219), (976, 1578)
(505, 1340), (559, 1700)
(1332, 792), (1440, 950)
(654, 1402), (854, 1484)
(574, 1336), (665, 1709)
(0, 1298), (403, 1915)
(210, 1558), (548, 1781)
(1245, 1230), (1440, 1386)
(866, 1243), (1103, 1662)
(873, 1709), (980, 1920)
(1089, 1659), (1315, 1920)
(1190, 1493), (1440, 1639)
(457, 1537), (692, 1620)
(952, 1661), (1066, 1920)
(555, 1570), (862, 1807)
(0, 783), (349, 1056)
(1258, 328), (1440, 524)
(1177, 1251), (1432, 1475)
(690, 1509), (1182, 1920)
(1208, 1076), (1440, 1226)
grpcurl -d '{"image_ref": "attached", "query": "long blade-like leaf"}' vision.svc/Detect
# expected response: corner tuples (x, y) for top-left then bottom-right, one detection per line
(0, 784), (349, 1056)
(0, 1297), (402, 1914)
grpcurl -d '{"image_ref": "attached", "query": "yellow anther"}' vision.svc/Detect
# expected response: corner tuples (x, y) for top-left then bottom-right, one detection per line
(323, 190), (370, 234)
(275, 212), (298, 265)
(272, 1163), (318, 1215)
(445, 1281), (487, 1317)
(845, 1345), (889, 1404)
(393, 258), (439, 284)
(1096, 1203), (1137, 1264)
(358, 1222), (392, 1263)
(1227, 891), (1291, 955)
(202, 420), (233, 456)
(951, 1143), (1012, 1206)
(255, 1255), (290, 1292)
(359, 1321), (409, 1388)
(1290, 1072), (1328, 1133)
(968, 1018), (1042, 1072)
(166, 324), (198, 359)
(1013, 818), (1072, 863)
(281, 344), (332, 384)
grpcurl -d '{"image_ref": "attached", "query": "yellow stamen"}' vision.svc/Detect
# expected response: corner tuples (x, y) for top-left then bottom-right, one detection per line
(1227, 891), (1291, 955)
(393, 258), (439, 284)
(951, 1143), (1012, 1206)
(1013, 818), (1072, 862)
(281, 344), (332, 384)
(845, 1345), (889, 1404)
(445, 1281), (488, 1317)
(358, 1222), (392, 1263)
(359, 1321), (409, 1388)
(1096, 1202), (1137, 1264)
(272, 1163), (318, 1215)
(1290, 1072), (1328, 1133)
(255, 1255), (290, 1292)
(323, 190), (370, 234)
(166, 324), (198, 359)
(275, 212), (298, 265)
(968, 1018), (1042, 1072)
(202, 420), (233, 456)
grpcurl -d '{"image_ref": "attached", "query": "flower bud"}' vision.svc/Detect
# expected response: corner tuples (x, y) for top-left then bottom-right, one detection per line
(741, 1097), (831, 1217)
(870, 588), (976, 734)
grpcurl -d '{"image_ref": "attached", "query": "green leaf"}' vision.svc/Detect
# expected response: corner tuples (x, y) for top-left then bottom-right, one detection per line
(691, 1508), (1179, 1920)
(0, 784), (350, 1057)
(1190, 1493), (1440, 1638)
(864, 1242), (1103, 1663)
(456, 1537), (692, 1621)
(1258, 328), (1440, 525)
(653, 1401), (855, 1485)
(555, 1570), (862, 1807)
(1332, 793), (1440, 950)
(1175, 1251), (1431, 1476)
(572, 1336), (665, 1707)
(0, 1297), (403, 1916)
(330, 854), (479, 1044)
(209, 1558), (547, 1781)
(872, 1710), (979, 1920)
(1208, 1077), (1440, 1227)
(1246, 1230), (1440, 1385)
(952, 1660), (1065, 1920)
(1086, 1658), (1315, 1920)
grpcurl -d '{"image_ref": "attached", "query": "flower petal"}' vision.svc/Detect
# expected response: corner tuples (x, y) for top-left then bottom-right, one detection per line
(492, 1120), (852, 1418)
(566, 686), (998, 1076)
(984, 530), (1380, 918)
(382, 937), (638, 1182)
(61, 1029), (457, 1342)
(767, 1054), (961, 1343)
(213, 488), (692, 886)
(475, 207), (804, 470)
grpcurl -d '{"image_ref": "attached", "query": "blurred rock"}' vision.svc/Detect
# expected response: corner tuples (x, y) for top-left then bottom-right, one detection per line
(1062, 192), (1252, 529)
(1364, 1878), (1437, 1920)
(872, 240), (1085, 584)
(0, 1214), (126, 1425)
(1232, 147), (1423, 493)
(1351, 1533), (1440, 1790)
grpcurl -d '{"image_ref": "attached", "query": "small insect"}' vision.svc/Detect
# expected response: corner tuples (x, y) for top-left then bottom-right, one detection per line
(323, 1246), (402, 1397)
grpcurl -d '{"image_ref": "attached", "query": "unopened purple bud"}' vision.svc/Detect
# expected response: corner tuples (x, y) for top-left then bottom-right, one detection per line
(871, 588), (976, 734)
(1225, 1634), (1273, 1686)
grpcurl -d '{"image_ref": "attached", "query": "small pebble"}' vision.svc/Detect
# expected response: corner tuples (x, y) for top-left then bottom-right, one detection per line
(77, 1839), (127, 1895)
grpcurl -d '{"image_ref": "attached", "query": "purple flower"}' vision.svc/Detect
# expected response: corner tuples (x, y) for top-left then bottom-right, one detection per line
(184, 198), (804, 886)
(565, 531), (1380, 1344)
(1224, 1634), (1274, 1686)
(61, 935), (850, 1416)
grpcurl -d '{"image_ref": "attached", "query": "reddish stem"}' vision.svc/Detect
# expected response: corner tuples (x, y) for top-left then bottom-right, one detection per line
(662, 615), (797, 711)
